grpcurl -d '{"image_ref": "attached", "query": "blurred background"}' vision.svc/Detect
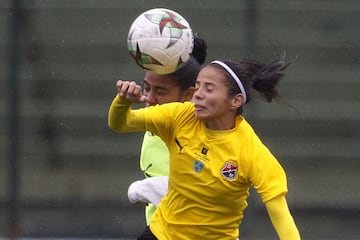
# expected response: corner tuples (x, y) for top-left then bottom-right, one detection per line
(1, 0), (359, 239)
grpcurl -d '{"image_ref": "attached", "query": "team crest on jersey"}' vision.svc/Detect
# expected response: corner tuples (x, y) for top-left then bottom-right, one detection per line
(221, 161), (238, 180)
(193, 160), (204, 173)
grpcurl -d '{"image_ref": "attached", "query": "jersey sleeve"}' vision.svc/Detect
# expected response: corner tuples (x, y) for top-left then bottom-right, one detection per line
(108, 94), (147, 132)
(265, 195), (301, 239)
(246, 134), (288, 203)
(142, 102), (193, 144)
(108, 95), (191, 143)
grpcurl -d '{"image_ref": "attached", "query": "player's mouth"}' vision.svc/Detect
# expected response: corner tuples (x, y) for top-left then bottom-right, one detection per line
(194, 104), (206, 112)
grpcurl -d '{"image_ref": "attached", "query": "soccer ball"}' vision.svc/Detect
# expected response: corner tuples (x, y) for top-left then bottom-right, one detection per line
(127, 8), (194, 74)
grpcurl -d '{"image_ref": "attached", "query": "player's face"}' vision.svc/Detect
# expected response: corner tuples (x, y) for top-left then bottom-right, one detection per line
(193, 66), (239, 130)
(143, 72), (192, 107)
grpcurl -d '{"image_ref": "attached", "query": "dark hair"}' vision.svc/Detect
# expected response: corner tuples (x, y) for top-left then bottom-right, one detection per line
(167, 35), (208, 92)
(211, 55), (290, 114)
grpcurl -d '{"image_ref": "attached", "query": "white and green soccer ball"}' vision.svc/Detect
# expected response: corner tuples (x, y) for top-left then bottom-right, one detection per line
(127, 8), (194, 74)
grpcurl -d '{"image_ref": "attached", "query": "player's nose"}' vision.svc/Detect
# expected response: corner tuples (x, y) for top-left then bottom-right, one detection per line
(145, 91), (157, 106)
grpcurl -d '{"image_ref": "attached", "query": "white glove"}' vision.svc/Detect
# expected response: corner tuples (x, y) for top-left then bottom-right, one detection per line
(127, 176), (169, 207)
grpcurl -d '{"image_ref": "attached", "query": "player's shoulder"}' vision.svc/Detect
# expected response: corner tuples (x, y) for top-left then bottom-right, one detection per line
(164, 101), (193, 107)
(162, 101), (194, 112)
(235, 116), (262, 144)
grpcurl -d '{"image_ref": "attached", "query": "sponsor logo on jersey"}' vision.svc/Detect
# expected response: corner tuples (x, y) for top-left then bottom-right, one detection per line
(221, 161), (238, 180)
(175, 137), (186, 154)
(193, 160), (204, 173)
(201, 147), (208, 155)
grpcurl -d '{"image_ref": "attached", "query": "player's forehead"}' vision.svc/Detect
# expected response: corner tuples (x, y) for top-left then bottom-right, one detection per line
(196, 65), (226, 86)
(144, 72), (176, 89)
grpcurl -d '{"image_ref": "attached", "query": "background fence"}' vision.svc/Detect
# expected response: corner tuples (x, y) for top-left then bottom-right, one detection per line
(1, 0), (359, 239)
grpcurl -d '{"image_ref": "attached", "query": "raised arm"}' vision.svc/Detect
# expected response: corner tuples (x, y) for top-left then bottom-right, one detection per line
(265, 195), (301, 240)
(108, 80), (147, 132)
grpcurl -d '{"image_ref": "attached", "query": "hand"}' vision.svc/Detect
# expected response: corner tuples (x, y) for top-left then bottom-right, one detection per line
(116, 80), (147, 103)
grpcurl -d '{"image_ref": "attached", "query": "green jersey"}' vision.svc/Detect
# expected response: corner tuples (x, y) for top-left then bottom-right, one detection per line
(140, 131), (169, 224)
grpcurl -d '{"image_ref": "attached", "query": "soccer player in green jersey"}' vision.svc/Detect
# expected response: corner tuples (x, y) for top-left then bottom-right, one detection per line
(109, 56), (301, 239)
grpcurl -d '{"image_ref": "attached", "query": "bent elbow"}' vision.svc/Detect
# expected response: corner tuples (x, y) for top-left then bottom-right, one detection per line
(108, 119), (123, 132)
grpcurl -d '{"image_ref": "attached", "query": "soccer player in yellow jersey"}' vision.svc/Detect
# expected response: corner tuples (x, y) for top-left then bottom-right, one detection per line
(126, 37), (207, 225)
(108, 56), (301, 239)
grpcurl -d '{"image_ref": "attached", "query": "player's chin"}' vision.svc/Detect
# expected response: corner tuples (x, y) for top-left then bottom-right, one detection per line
(194, 110), (208, 120)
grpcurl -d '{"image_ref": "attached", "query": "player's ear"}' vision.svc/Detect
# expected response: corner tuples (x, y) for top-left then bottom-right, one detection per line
(183, 87), (195, 101)
(231, 93), (244, 110)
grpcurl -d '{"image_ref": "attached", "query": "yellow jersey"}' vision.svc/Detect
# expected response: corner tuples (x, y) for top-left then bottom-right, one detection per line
(109, 95), (288, 240)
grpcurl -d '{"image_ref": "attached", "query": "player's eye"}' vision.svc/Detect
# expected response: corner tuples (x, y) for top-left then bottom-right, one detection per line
(156, 89), (168, 95)
(206, 86), (214, 92)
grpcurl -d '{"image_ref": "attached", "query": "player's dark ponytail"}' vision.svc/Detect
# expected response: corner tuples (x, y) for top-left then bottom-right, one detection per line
(192, 35), (207, 65)
(211, 55), (290, 114)
(251, 57), (289, 103)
